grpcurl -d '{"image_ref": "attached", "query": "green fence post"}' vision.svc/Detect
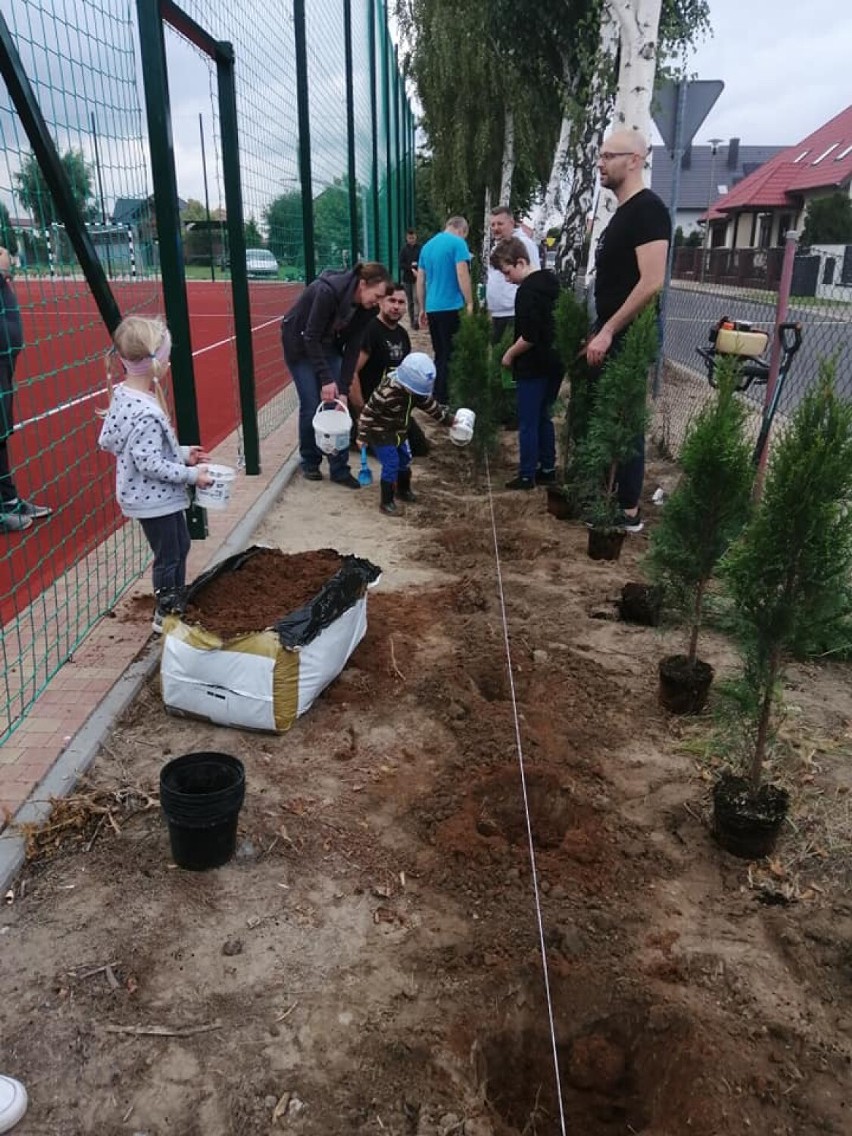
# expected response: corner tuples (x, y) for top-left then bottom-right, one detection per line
(293, 0), (315, 283)
(343, 0), (359, 262)
(217, 41), (260, 476)
(381, 8), (393, 266)
(395, 47), (403, 254)
(137, 0), (206, 538)
(410, 106), (416, 226)
(368, 0), (380, 258)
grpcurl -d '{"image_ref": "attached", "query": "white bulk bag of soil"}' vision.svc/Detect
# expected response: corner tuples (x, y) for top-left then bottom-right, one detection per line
(159, 546), (381, 733)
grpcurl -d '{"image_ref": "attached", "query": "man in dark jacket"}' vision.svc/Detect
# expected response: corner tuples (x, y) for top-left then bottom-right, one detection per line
(398, 229), (421, 328)
(281, 262), (390, 487)
(490, 238), (563, 491)
(1, 245), (52, 532)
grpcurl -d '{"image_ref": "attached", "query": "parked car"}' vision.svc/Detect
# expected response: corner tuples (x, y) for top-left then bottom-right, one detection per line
(245, 248), (279, 278)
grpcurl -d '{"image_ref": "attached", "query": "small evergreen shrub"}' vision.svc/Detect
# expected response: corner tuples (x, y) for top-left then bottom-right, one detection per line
(646, 356), (753, 662)
(554, 290), (591, 491)
(721, 360), (852, 787)
(578, 307), (657, 527)
(448, 309), (499, 463)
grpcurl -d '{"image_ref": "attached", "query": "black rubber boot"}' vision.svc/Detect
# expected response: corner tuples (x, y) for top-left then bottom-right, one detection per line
(397, 469), (417, 503)
(380, 480), (401, 516)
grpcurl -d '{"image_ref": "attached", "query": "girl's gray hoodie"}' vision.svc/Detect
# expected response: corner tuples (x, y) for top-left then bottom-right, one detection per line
(98, 384), (199, 519)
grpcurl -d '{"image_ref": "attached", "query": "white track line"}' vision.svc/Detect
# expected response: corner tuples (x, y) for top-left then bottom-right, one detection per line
(16, 316), (283, 430)
(483, 452), (568, 1136)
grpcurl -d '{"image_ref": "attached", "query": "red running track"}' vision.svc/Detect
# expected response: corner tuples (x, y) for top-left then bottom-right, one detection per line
(0, 277), (300, 627)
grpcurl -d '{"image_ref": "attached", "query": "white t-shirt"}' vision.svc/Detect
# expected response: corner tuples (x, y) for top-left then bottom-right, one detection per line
(486, 228), (542, 318)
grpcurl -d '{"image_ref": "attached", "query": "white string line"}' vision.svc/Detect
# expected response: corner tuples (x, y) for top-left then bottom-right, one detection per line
(15, 315), (284, 430)
(483, 451), (568, 1136)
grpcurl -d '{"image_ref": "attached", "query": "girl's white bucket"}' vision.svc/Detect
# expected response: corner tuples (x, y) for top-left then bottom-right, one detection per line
(196, 464), (236, 511)
(450, 407), (476, 447)
(312, 399), (353, 455)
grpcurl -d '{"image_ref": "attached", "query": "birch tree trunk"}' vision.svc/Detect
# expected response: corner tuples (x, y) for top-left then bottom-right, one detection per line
(499, 106), (515, 205)
(529, 113), (573, 243)
(586, 0), (662, 291)
(609, 0), (663, 136)
(556, 7), (619, 289)
(480, 184), (492, 288)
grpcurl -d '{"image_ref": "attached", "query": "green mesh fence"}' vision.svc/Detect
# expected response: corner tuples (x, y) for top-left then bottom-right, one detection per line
(0, 0), (413, 743)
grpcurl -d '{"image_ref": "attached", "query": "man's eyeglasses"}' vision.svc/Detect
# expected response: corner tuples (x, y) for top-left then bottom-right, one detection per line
(599, 151), (634, 162)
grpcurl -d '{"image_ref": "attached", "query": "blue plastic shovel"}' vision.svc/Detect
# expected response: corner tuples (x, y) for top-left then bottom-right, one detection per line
(358, 445), (373, 486)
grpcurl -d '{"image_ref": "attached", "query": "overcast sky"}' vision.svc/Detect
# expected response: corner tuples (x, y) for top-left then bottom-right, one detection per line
(3, 0), (851, 218)
(671, 0), (852, 148)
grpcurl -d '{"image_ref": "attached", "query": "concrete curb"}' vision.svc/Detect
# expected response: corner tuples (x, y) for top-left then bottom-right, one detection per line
(0, 446), (301, 895)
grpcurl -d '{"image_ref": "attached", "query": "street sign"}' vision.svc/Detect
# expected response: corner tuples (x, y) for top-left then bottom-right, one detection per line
(652, 79), (724, 154)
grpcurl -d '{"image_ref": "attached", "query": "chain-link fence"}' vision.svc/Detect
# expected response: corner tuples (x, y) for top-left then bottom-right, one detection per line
(654, 237), (852, 461)
(0, 0), (413, 741)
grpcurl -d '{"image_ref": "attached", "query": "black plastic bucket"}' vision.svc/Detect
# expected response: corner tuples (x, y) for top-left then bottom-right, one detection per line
(160, 752), (245, 871)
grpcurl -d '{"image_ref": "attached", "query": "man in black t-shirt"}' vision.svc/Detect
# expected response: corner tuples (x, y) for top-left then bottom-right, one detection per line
(585, 129), (671, 532)
(351, 283), (430, 456)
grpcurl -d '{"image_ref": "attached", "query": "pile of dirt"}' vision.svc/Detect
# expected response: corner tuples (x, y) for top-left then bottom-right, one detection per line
(184, 547), (344, 637)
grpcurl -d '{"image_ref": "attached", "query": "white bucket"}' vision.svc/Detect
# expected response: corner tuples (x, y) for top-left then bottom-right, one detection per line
(450, 407), (476, 447)
(312, 399), (353, 455)
(195, 463), (236, 511)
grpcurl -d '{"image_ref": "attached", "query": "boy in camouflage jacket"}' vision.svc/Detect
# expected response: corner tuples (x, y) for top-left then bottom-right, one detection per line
(356, 352), (455, 516)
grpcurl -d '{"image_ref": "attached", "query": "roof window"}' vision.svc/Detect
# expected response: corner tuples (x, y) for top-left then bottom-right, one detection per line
(812, 143), (839, 164)
(793, 150), (810, 162)
(835, 143), (852, 161)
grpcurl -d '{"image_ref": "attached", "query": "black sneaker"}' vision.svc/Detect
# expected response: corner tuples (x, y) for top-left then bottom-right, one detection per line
(332, 473), (361, 490)
(505, 475), (535, 491)
(535, 469), (557, 486)
(303, 468), (323, 482)
(617, 509), (644, 533)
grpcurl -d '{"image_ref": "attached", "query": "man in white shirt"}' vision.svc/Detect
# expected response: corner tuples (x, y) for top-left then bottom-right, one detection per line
(485, 206), (541, 344)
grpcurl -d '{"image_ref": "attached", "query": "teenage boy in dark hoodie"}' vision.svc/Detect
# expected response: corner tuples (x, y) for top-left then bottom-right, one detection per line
(489, 238), (563, 490)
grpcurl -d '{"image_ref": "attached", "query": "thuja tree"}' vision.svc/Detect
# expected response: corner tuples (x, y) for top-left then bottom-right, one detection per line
(553, 289), (591, 487)
(722, 362), (852, 788)
(448, 309), (499, 463)
(646, 356), (753, 661)
(578, 306), (657, 526)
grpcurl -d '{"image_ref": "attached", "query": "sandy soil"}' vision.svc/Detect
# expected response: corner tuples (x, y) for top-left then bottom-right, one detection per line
(1, 412), (851, 1136)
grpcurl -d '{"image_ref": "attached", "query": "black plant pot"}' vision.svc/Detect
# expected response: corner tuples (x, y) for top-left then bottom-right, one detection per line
(620, 583), (664, 626)
(587, 528), (625, 561)
(658, 654), (714, 714)
(545, 486), (577, 521)
(712, 773), (790, 859)
(160, 752), (246, 871)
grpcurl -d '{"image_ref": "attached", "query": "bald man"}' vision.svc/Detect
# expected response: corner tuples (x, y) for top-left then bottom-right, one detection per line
(586, 129), (670, 532)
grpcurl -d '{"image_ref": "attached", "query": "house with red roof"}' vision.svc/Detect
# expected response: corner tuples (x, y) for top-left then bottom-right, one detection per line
(707, 103), (852, 251)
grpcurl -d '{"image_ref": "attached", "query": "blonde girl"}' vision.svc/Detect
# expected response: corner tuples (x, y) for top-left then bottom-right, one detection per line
(98, 316), (212, 632)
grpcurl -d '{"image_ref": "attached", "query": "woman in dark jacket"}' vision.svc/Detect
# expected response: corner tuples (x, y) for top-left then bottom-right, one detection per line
(281, 261), (390, 487)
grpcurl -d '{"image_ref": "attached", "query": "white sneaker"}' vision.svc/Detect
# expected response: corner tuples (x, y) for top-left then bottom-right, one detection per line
(0, 1075), (27, 1133)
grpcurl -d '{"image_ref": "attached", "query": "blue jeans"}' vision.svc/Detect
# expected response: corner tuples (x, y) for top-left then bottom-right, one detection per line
(516, 376), (559, 481)
(287, 352), (351, 480)
(140, 511), (191, 594)
(374, 441), (412, 483)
